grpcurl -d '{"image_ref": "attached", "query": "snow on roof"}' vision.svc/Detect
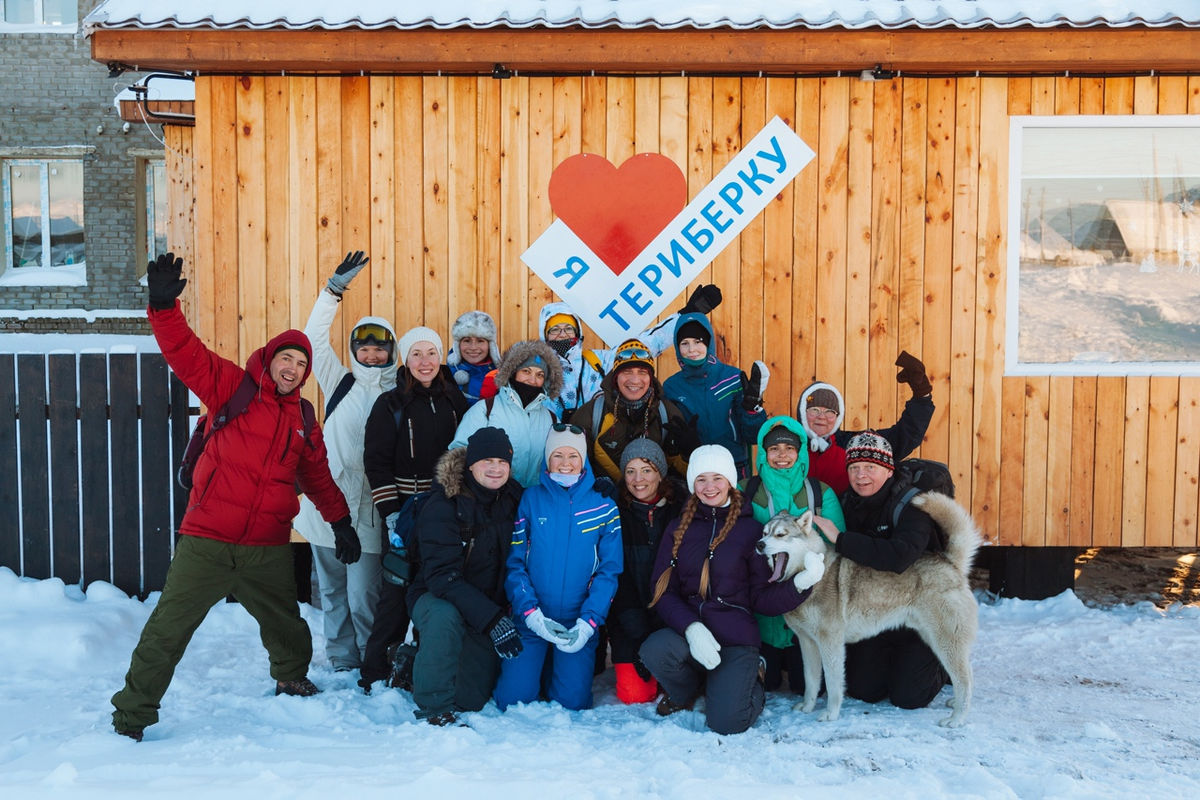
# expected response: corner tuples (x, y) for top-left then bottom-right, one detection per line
(82, 1), (1200, 33)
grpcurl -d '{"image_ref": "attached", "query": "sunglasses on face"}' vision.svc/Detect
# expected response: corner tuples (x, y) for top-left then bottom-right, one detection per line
(352, 324), (394, 344)
(551, 422), (584, 434)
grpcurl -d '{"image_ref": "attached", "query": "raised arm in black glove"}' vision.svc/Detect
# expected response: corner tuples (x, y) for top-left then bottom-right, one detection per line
(146, 252), (186, 310)
(680, 284), (722, 315)
(326, 250), (370, 297)
(331, 516), (362, 565)
(895, 350), (933, 398)
(663, 416), (701, 457)
(740, 360), (770, 411)
(488, 616), (524, 659)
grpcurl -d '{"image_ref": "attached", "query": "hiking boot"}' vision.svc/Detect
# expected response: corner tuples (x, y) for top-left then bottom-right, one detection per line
(115, 726), (143, 742)
(655, 694), (694, 717)
(386, 643), (417, 691)
(275, 677), (321, 697)
(425, 711), (457, 727)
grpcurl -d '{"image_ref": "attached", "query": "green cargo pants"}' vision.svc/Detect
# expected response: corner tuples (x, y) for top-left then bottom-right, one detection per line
(111, 535), (312, 733)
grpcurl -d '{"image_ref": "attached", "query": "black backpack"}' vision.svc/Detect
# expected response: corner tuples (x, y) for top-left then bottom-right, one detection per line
(380, 489), (435, 587)
(177, 373), (316, 490)
(887, 457), (955, 548)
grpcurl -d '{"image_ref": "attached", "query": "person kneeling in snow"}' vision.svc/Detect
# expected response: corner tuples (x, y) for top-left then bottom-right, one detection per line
(639, 445), (814, 735)
(493, 425), (622, 711)
(407, 427), (525, 726)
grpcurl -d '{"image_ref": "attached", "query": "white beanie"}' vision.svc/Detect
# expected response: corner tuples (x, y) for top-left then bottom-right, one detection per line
(544, 425), (587, 466)
(686, 444), (738, 494)
(397, 326), (444, 364)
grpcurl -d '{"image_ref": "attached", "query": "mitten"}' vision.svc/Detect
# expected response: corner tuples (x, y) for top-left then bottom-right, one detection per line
(792, 551), (826, 591)
(895, 350), (933, 398)
(664, 417), (701, 457)
(146, 252), (186, 310)
(684, 622), (721, 670)
(326, 250), (369, 297)
(741, 360), (770, 411)
(524, 608), (572, 645)
(556, 619), (596, 654)
(680, 284), (723, 315)
(331, 516), (362, 565)
(592, 475), (618, 499)
(488, 616), (524, 660)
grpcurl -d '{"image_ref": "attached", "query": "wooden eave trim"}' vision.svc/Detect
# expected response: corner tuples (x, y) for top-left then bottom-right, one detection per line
(91, 26), (1200, 75)
(118, 99), (196, 126)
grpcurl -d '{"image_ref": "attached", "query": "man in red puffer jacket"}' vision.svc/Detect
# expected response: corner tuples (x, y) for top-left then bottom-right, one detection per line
(111, 253), (359, 742)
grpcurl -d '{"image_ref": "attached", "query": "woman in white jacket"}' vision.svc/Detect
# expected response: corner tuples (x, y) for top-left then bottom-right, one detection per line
(293, 252), (399, 671)
(450, 339), (563, 488)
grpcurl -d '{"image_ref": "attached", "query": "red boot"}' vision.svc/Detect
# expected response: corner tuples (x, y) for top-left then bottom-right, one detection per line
(614, 662), (657, 704)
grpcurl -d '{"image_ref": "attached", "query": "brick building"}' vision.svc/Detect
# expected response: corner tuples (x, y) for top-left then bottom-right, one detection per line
(0, 0), (162, 335)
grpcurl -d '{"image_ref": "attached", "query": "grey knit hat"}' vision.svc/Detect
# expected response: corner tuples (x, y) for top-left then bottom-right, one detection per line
(619, 437), (668, 478)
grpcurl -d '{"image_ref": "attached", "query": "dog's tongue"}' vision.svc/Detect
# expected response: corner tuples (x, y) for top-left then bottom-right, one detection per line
(768, 552), (789, 583)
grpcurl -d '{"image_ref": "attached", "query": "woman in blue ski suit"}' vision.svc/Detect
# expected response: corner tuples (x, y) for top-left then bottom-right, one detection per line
(493, 425), (623, 711)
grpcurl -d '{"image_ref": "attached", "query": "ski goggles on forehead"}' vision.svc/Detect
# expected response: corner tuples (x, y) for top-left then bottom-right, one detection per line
(351, 324), (394, 344)
(551, 422), (584, 434)
(613, 345), (652, 362)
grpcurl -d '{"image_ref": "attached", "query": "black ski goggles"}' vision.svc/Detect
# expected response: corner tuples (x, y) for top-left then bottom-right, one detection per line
(351, 324), (394, 345)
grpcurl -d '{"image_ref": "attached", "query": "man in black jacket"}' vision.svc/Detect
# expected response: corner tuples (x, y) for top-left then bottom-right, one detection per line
(810, 431), (950, 711)
(407, 427), (524, 726)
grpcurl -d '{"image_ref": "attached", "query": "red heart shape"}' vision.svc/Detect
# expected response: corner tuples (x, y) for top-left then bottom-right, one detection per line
(549, 153), (687, 275)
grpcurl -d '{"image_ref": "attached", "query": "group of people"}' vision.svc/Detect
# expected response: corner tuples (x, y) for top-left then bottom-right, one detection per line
(110, 250), (948, 740)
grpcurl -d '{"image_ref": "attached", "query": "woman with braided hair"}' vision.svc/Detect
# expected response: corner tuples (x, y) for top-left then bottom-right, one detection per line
(638, 445), (814, 735)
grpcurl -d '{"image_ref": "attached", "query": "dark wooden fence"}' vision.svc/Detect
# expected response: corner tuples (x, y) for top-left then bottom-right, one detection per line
(0, 352), (191, 598)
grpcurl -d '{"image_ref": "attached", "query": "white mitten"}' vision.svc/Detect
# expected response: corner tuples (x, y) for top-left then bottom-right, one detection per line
(524, 608), (572, 645)
(556, 619), (595, 654)
(684, 622), (722, 670)
(792, 551), (826, 591)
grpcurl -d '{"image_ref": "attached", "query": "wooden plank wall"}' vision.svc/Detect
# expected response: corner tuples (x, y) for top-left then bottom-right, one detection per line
(168, 74), (1200, 549)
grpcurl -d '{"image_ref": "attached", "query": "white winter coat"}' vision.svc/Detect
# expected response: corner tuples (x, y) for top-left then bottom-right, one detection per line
(293, 289), (398, 552)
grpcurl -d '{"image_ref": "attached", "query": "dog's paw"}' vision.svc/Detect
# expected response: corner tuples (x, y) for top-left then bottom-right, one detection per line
(796, 699), (817, 714)
(938, 714), (967, 728)
(818, 708), (840, 722)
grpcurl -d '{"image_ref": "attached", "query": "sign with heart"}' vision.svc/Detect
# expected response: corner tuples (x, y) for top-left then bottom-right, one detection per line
(523, 116), (815, 346)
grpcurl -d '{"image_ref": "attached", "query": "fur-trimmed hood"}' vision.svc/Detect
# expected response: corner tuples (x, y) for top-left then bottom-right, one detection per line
(495, 339), (564, 400)
(434, 447), (469, 498)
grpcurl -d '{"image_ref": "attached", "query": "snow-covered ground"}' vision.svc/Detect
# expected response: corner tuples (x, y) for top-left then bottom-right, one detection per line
(0, 567), (1197, 799)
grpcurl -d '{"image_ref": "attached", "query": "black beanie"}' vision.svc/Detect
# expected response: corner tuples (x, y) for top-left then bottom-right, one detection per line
(763, 425), (802, 450)
(676, 319), (711, 347)
(466, 426), (513, 466)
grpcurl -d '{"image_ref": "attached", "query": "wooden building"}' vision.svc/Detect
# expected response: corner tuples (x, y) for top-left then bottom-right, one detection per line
(86, 3), (1200, 565)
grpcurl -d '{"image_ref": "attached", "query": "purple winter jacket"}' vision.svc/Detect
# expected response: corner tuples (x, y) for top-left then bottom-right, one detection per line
(650, 500), (808, 648)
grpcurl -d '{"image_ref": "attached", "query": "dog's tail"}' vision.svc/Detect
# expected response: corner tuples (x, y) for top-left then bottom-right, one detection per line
(911, 491), (983, 575)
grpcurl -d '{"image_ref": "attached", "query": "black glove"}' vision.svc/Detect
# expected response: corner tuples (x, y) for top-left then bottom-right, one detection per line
(331, 516), (362, 565)
(146, 252), (186, 310)
(895, 350), (933, 398)
(663, 417), (701, 457)
(488, 616), (524, 660)
(593, 475), (618, 500)
(633, 656), (653, 683)
(326, 250), (369, 297)
(740, 360), (770, 411)
(680, 284), (722, 315)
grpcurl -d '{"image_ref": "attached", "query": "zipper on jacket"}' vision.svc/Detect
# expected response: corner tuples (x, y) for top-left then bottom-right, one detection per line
(407, 417), (415, 460)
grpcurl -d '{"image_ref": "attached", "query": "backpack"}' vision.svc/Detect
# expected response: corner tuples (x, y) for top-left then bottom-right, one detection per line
(743, 474), (823, 518)
(380, 489), (435, 587)
(381, 489), (478, 587)
(887, 457), (955, 549)
(177, 373), (316, 490)
(324, 371), (356, 417)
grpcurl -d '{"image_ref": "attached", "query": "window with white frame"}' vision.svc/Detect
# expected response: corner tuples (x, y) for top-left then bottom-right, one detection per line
(0, 0), (76, 28)
(136, 157), (168, 276)
(2, 158), (86, 273)
(1007, 116), (1200, 376)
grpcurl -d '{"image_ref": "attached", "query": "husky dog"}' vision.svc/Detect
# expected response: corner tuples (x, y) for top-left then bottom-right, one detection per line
(756, 492), (982, 727)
